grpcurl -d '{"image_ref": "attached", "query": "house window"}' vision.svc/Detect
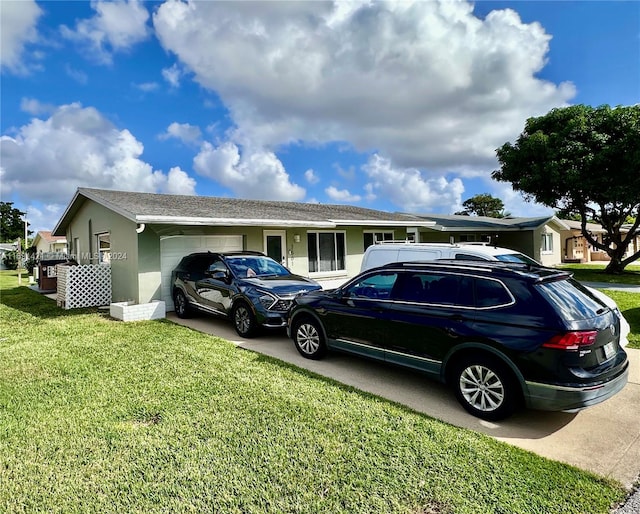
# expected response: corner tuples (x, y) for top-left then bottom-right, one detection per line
(363, 231), (394, 250)
(308, 232), (345, 273)
(97, 233), (111, 264)
(459, 234), (477, 243)
(73, 237), (81, 262)
(541, 233), (553, 254)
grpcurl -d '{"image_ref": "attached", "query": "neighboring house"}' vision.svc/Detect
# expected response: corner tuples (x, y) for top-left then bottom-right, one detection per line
(0, 242), (18, 271)
(622, 223), (640, 261)
(560, 220), (640, 263)
(408, 214), (569, 267)
(560, 220), (609, 263)
(52, 188), (436, 309)
(32, 231), (68, 259)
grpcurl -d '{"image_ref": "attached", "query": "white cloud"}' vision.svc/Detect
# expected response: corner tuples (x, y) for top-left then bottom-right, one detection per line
(22, 203), (65, 235)
(153, 0), (575, 174)
(325, 186), (362, 203)
(60, 0), (150, 64)
(193, 142), (305, 201)
(20, 98), (55, 116)
(363, 154), (465, 213)
(0, 0), (42, 73)
(162, 63), (183, 88)
(135, 82), (159, 92)
(304, 169), (319, 184)
(160, 166), (197, 196)
(159, 122), (202, 145)
(0, 102), (193, 204)
(335, 163), (356, 180)
(65, 64), (88, 85)
(489, 181), (554, 218)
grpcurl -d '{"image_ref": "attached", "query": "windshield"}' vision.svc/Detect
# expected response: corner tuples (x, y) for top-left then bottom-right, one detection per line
(226, 256), (289, 278)
(495, 253), (540, 266)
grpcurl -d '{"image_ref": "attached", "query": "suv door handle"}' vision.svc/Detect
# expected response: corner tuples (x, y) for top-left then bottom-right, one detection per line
(448, 314), (464, 322)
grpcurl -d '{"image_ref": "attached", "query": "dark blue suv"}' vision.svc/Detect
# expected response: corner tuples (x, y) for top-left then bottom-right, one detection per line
(172, 251), (321, 337)
(287, 260), (628, 420)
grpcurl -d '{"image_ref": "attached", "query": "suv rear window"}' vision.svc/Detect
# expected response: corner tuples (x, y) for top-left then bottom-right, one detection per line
(535, 278), (608, 320)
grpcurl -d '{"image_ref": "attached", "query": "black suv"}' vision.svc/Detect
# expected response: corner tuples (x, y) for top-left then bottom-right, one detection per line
(172, 251), (321, 337)
(287, 260), (628, 420)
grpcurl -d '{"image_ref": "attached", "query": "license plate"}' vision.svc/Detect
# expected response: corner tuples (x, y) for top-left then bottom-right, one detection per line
(603, 341), (616, 360)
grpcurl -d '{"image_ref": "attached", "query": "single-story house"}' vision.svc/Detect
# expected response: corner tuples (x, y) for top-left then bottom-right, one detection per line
(32, 231), (68, 259)
(622, 223), (640, 261)
(52, 188), (436, 309)
(409, 214), (570, 267)
(560, 220), (609, 263)
(560, 219), (640, 263)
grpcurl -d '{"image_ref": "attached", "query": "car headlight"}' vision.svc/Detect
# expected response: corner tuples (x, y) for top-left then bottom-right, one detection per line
(259, 293), (277, 310)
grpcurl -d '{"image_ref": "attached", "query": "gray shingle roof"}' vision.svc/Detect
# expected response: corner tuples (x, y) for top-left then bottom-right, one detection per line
(412, 213), (560, 231)
(53, 188), (432, 234)
(83, 188), (421, 221)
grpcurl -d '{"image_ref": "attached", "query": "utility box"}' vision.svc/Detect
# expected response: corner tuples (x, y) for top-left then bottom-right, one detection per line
(38, 259), (67, 292)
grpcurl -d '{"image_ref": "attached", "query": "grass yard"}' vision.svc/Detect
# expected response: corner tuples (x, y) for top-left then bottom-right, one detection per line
(602, 290), (640, 349)
(557, 263), (640, 285)
(0, 271), (627, 513)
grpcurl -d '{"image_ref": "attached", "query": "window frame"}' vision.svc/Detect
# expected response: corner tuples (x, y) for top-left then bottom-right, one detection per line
(541, 233), (554, 254)
(96, 232), (111, 265)
(363, 230), (395, 250)
(307, 230), (347, 276)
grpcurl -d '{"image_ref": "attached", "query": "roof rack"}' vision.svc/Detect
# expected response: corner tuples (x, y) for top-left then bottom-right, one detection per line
(375, 239), (417, 244)
(374, 240), (462, 247)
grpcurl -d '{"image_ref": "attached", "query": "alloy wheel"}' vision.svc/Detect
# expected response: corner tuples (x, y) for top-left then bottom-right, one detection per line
(459, 364), (505, 412)
(296, 322), (320, 355)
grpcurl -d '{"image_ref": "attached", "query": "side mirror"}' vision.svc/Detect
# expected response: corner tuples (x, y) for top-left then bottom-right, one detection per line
(336, 289), (351, 301)
(205, 270), (228, 281)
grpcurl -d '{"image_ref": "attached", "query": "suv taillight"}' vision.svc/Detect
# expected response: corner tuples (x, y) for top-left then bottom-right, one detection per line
(542, 331), (598, 350)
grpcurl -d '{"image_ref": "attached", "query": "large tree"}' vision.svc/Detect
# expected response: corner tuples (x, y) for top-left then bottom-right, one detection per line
(0, 202), (30, 243)
(493, 104), (640, 273)
(455, 193), (509, 218)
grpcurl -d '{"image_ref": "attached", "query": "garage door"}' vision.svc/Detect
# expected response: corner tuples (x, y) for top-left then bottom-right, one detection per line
(160, 235), (243, 310)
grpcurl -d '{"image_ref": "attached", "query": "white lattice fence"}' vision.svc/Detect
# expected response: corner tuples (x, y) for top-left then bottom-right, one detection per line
(57, 265), (112, 309)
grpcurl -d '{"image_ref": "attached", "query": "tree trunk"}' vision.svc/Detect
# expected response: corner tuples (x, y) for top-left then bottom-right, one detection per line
(604, 258), (625, 274)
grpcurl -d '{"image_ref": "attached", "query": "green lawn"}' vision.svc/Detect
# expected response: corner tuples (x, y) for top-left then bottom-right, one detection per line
(0, 271), (627, 513)
(557, 263), (640, 285)
(602, 290), (640, 349)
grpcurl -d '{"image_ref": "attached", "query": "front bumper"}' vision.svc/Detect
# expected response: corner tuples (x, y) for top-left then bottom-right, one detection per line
(524, 361), (629, 411)
(256, 309), (288, 329)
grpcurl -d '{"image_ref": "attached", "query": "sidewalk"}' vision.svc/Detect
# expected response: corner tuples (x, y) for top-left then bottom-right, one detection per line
(582, 281), (640, 293)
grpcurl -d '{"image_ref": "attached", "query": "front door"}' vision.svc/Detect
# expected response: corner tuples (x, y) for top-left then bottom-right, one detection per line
(264, 230), (286, 266)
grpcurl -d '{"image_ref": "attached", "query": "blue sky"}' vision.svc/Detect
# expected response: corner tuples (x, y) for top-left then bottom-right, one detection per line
(1, 0), (638, 234)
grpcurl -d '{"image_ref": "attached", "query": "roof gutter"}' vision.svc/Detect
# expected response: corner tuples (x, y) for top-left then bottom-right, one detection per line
(136, 215), (336, 228)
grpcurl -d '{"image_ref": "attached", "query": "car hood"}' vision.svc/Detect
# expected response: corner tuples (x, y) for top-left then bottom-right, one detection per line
(239, 274), (322, 295)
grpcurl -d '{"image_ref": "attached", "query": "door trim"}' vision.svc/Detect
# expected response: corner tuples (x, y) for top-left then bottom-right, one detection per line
(263, 230), (287, 266)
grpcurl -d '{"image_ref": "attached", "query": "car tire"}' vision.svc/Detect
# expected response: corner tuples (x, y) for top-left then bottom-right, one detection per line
(452, 354), (519, 421)
(292, 316), (327, 360)
(233, 301), (257, 338)
(174, 290), (191, 319)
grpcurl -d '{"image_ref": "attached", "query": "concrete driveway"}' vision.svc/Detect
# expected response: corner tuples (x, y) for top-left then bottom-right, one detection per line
(167, 313), (640, 490)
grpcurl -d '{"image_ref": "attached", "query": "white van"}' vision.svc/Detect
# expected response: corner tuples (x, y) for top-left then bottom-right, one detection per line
(360, 242), (539, 273)
(360, 242), (631, 347)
